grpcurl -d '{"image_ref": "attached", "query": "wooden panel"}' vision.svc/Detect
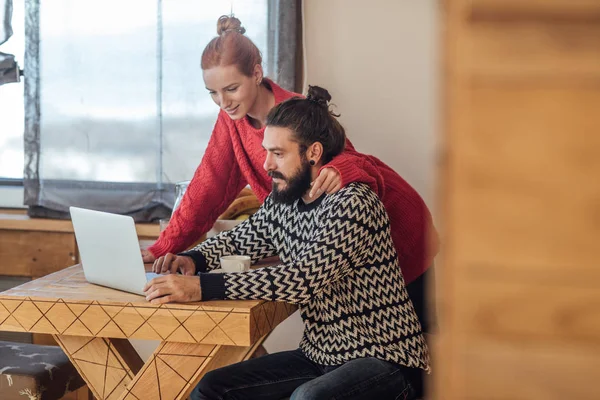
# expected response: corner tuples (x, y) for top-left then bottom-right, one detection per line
(471, 0), (600, 19)
(55, 335), (271, 399)
(49, 322), (278, 400)
(121, 338), (266, 400)
(0, 208), (27, 215)
(459, 1), (600, 81)
(32, 332), (57, 346)
(0, 265), (253, 308)
(455, 279), (600, 345)
(450, 86), (600, 284)
(121, 342), (217, 400)
(460, 339), (600, 400)
(0, 215), (76, 233)
(467, 22), (600, 79)
(0, 230), (76, 277)
(54, 335), (141, 400)
(0, 214), (159, 238)
(0, 276), (33, 344)
(440, 0), (600, 399)
(250, 302), (298, 345)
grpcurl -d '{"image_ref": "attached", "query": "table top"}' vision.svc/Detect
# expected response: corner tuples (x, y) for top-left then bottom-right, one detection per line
(1, 264), (263, 310)
(0, 261), (296, 346)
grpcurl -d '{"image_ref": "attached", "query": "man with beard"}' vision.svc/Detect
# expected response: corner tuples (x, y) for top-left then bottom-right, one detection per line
(144, 86), (430, 400)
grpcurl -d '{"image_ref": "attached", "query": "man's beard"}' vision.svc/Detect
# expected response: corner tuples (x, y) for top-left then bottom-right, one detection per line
(269, 158), (312, 205)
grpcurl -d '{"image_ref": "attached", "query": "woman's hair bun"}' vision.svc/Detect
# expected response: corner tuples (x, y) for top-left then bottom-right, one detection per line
(306, 85), (332, 107)
(217, 15), (246, 35)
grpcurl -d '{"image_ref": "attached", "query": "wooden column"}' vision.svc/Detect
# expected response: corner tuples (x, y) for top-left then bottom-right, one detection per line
(438, 1), (600, 399)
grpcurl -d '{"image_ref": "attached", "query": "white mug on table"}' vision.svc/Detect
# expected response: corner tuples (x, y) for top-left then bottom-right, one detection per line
(219, 255), (251, 273)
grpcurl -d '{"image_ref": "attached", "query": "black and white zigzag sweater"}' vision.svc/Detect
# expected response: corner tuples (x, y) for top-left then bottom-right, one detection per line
(183, 183), (430, 372)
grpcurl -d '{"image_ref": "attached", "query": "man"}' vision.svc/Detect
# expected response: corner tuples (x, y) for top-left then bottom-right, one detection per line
(144, 87), (430, 400)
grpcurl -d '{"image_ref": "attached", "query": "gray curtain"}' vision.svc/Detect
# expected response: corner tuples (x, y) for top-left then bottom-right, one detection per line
(23, 0), (301, 222)
(267, 0), (301, 92)
(0, 0), (21, 86)
(0, 0), (11, 45)
(0, 51), (20, 85)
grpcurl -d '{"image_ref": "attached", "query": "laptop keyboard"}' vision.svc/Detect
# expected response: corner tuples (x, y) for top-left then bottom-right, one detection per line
(145, 272), (161, 281)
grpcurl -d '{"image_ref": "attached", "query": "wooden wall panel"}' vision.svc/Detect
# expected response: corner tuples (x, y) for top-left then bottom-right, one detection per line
(0, 231), (76, 278)
(468, 22), (600, 79)
(439, 0), (600, 398)
(470, 0), (600, 16)
(0, 230), (77, 345)
(451, 86), (600, 283)
(455, 280), (600, 345)
(461, 339), (600, 400)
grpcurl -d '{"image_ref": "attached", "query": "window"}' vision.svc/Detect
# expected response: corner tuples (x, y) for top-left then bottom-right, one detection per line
(2, 0), (299, 217)
(0, 0), (269, 208)
(36, 0), (268, 184)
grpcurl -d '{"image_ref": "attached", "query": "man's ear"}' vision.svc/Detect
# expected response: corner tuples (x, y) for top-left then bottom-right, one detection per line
(307, 142), (324, 165)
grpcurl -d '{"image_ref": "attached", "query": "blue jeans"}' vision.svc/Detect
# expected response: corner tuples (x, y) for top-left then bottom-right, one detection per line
(190, 348), (420, 400)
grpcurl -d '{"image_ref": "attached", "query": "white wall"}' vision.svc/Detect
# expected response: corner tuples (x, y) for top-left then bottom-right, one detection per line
(263, 0), (440, 353)
(303, 0), (439, 208)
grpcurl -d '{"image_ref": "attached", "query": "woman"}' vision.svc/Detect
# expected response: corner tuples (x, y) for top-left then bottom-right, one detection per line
(145, 15), (437, 329)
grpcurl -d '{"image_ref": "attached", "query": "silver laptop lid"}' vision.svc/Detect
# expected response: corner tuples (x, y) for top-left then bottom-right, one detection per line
(70, 206), (148, 296)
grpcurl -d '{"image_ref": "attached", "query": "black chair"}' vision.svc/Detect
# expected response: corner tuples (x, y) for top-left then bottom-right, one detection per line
(0, 341), (85, 400)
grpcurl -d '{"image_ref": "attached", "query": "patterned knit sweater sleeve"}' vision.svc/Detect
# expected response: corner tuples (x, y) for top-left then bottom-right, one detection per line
(179, 204), (278, 274)
(194, 190), (384, 304)
(322, 139), (385, 198)
(148, 112), (248, 257)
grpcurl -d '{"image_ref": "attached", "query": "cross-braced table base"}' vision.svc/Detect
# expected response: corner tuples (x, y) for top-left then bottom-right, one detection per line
(54, 334), (266, 400)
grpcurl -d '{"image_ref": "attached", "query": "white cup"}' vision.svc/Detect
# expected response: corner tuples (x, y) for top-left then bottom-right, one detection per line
(220, 255), (251, 273)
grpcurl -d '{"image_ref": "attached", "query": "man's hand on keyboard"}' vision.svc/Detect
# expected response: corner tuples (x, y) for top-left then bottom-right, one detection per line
(152, 253), (195, 276)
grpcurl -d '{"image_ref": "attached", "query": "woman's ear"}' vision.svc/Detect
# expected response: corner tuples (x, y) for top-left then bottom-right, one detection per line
(253, 64), (264, 85)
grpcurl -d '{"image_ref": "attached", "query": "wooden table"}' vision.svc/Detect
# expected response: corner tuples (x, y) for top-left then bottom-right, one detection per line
(0, 264), (297, 399)
(0, 212), (160, 348)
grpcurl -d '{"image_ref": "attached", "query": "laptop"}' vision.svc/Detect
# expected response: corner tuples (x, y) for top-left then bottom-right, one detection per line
(70, 206), (161, 296)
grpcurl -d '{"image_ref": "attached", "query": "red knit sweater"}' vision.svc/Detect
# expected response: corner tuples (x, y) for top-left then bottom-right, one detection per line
(149, 80), (438, 284)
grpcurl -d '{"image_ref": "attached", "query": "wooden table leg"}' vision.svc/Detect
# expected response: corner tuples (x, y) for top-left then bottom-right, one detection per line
(118, 335), (268, 400)
(55, 334), (268, 400)
(53, 335), (143, 400)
